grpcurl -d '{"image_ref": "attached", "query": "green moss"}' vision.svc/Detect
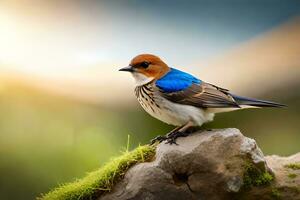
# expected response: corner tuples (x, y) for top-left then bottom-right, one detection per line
(288, 173), (297, 179)
(290, 186), (300, 194)
(271, 188), (281, 199)
(39, 145), (156, 200)
(243, 163), (274, 188)
(284, 163), (300, 170)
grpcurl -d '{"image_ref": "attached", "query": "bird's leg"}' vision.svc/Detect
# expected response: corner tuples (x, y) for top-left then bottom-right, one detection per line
(165, 121), (194, 145)
(150, 125), (183, 145)
(166, 125), (184, 137)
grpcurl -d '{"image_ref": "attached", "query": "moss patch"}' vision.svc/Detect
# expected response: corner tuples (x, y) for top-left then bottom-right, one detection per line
(271, 188), (281, 199)
(284, 163), (300, 170)
(243, 163), (274, 188)
(39, 145), (156, 200)
(288, 173), (297, 179)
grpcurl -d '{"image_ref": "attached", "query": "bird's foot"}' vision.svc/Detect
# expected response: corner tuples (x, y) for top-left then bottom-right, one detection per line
(150, 135), (167, 145)
(165, 131), (189, 145)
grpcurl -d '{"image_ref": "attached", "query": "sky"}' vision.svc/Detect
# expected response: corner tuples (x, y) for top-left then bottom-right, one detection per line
(1, 0), (300, 75)
(0, 0), (300, 104)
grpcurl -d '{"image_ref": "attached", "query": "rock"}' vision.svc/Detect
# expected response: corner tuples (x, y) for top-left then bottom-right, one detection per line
(99, 129), (300, 200)
(265, 153), (300, 199)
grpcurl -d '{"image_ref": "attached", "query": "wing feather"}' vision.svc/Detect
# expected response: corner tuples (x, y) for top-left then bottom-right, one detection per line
(159, 82), (240, 108)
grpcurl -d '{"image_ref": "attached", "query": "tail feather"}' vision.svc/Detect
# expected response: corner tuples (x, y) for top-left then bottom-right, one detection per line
(230, 94), (286, 108)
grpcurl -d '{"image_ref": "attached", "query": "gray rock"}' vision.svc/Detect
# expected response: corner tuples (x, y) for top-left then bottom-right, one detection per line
(99, 129), (300, 200)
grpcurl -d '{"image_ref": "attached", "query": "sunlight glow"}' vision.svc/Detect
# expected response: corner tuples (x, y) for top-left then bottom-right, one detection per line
(0, 12), (23, 63)
(0, 11), (56, 75)
(0, 9), (105, 77)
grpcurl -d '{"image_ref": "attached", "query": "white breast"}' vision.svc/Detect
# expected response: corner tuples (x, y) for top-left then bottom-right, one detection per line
(135, 84), (214, 127)
(131, 73), (154, 86)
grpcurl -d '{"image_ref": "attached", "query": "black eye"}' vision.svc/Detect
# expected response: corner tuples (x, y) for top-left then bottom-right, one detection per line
(140, 61), (150, 68)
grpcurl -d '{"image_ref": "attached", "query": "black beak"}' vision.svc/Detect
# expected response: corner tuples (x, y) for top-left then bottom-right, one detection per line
(119, 66), (134, 72)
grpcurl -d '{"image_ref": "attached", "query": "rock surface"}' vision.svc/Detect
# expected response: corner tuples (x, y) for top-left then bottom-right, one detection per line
(100, 129), (300, 200)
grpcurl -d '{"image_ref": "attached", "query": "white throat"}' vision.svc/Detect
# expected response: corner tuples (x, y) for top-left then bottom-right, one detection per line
(132, 72), (154, 86)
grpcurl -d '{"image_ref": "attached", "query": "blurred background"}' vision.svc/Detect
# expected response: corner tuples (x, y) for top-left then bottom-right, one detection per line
(0, 0), (300, 199)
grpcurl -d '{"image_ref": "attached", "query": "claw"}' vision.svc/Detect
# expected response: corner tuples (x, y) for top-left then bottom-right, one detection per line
(150, 135), (167, 145)
(165, 131), (189, 145)
(150, 125), (192, 146)
(165, 138), (178, 145)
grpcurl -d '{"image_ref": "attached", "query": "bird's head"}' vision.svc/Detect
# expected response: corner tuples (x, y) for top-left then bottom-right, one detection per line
(119, 54), (169, 85)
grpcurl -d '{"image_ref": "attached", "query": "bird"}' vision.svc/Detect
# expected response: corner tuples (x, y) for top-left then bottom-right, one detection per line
(119, 54), (285, 145)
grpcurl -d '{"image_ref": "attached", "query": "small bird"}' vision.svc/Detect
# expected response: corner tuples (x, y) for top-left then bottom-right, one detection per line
(119, 54), (285, 145)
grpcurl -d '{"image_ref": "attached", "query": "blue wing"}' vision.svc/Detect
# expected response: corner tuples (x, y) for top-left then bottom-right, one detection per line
(155, 68), (201, 92)
(156, 68), (239, 108)
(156, 68), (284, 108)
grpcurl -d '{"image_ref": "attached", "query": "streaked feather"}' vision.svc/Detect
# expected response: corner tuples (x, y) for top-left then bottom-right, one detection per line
(159, 82), (240, 108)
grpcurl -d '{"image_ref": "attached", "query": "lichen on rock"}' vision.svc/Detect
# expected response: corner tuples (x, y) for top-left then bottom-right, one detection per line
(285, 163), (300, 170)
(243, 162), (274, 188)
